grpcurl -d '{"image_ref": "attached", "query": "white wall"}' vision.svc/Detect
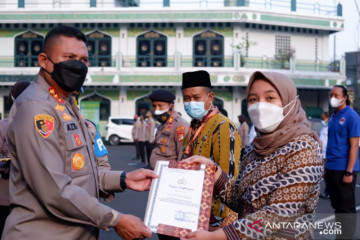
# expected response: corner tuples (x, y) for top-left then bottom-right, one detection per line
(0, 38), (13, 56)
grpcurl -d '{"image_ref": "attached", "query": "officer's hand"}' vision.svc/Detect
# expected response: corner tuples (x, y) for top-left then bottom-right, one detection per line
(126, 169), (158, 191)
(114, 214), (151, 240)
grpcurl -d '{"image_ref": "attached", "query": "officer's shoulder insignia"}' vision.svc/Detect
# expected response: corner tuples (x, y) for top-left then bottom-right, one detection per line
(54, 104), (65, 112)
(34, 114), (55, 139)
(63, 112), (72, 121)
(48, 87), (64, 104)
(72, 152), (85, 170)
(165, 123), (173, 132)
(168, 117), (174, 123)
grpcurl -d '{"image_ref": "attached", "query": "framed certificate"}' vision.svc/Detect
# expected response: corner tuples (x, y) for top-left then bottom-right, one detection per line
(144, 160), (215, 238)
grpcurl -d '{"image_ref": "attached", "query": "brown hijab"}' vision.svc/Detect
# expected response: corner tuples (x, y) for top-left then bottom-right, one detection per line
(246, 71), (320, 157)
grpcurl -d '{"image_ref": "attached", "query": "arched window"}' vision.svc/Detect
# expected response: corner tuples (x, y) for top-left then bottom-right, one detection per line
(193, 30), (224, 67)
(137, 30), (167, 67)
(15, 31), (44, 67)
(86, 31), (112, 67)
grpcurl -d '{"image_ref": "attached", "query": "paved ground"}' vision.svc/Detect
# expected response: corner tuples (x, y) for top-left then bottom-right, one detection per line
(100, 144), (360, 240)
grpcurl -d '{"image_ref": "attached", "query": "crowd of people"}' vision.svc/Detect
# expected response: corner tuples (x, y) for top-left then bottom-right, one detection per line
(0, 25), (359, 240)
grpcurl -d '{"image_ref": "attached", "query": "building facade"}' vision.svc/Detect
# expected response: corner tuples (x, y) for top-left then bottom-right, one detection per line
(0, 0), (345, 135)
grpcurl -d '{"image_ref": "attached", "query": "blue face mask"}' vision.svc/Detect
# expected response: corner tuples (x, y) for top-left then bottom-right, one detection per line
(321, 120), (327, 126)
(184, 94), (210, 120)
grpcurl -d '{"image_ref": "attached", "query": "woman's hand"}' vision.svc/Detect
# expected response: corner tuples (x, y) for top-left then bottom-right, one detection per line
(183, 155), (215, 166)
(182, 229), (227, 240)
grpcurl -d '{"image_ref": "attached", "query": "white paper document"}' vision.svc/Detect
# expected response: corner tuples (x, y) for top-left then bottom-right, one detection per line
(144, 161), (206, 233)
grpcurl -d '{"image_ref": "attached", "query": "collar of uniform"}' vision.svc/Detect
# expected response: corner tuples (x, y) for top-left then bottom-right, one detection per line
(334, 105), (350, 116)
(34, 74), (71, 103)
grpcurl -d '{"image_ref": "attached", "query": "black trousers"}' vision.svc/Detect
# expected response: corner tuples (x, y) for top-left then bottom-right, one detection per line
(145, 141), (154, 163)
(134, 140), (140, 159)
(138, 141), (146, 164)
(0, 205), (10, 237)
(325, 169), (358, 239)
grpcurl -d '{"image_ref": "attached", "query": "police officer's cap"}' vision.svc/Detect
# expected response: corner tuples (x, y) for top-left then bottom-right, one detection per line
(149, 89), (175, 103)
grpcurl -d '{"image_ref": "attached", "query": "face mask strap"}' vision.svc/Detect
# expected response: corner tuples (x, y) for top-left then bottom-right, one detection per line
(283, 95), (298, 118)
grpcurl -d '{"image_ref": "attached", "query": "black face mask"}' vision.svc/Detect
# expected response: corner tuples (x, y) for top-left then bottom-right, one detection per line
(153, 107), (172, 124)
(44, 56), (88, 92)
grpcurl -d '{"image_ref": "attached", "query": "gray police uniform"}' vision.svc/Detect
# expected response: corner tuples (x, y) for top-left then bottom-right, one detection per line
(2, 74), (122, 240)
(149, 111), (189, 169)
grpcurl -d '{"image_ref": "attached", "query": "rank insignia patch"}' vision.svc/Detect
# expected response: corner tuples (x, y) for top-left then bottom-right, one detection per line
(48, 87), (64, 104)
(54, 104), (65, 112)
(34, 114), (55, 139)
(160, 138), (168, 144)
(63, 112), (72, 121)
(74, 133), (82, 146)
(72, 152), (85, 170)
(160, 146), (166, 153)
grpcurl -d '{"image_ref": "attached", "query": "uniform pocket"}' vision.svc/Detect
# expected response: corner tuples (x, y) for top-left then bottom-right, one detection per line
(64, 131), (90, 178)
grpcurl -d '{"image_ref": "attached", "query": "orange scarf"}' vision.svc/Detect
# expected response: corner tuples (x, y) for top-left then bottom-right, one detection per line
(184, 107), (219, 158)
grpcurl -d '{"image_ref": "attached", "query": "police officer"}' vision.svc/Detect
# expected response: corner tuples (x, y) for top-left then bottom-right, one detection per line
(0, 80), (30, 237)
(148, 89), (189, 240)
(148, 89), (189, 170)
(2, 25), (156, 240)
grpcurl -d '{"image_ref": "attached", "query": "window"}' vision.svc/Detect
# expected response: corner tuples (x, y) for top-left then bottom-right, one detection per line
(86, 31), (112, 67)
(275, 35), (291, 58)
(137, 30), (167, 67)
(193, 30), (224, 67)
(15, 31), (44, 67)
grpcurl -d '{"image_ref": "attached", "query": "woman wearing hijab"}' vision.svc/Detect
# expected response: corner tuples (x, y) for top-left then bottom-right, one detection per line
(184, 71), (324, 239)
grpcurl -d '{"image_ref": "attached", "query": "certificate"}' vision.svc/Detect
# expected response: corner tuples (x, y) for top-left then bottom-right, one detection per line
(144, 160), (215, 238)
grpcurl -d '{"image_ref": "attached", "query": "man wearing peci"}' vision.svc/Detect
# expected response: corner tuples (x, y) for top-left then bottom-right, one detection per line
(1, 25), (157, 240)
(181, 70), (241, 229)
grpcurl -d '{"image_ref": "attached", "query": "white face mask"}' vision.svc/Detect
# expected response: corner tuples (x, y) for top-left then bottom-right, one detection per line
(248, 96), (298, 133)
(330, 97), (343, 108)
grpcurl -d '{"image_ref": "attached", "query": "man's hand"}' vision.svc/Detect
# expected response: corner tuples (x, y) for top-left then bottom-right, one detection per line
(125, 169), (158, 191)
(343, 175), (353, 184)
(114, 214), (152, 240)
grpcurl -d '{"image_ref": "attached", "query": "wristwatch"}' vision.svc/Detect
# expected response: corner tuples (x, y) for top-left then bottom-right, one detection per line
(120, 171), (127, 190)
(344, 171), (353, 176)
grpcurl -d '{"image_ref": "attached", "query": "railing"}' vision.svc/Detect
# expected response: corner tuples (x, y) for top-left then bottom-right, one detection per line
(0, 55), (341, 74)
(0, 0), (340, 17)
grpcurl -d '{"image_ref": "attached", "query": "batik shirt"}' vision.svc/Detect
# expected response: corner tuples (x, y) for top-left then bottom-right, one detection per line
(214, 134), (323, 239)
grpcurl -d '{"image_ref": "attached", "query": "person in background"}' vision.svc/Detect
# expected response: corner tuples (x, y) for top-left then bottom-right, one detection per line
(237, 114), (249, 156)
(183, 71), (323, 239)
(0, 80), (31, 237)
(181, 70), (241, 230)
(148, 89), (189, 240)
(137, 114), (147, 166)
(325, 85), (360, 239)
(131, 114), (140, 161)
(248, 124), (256, 145)
(72, 90), (115, 202)
(145, 111), (156, 168)
(319, 111), (330, 199)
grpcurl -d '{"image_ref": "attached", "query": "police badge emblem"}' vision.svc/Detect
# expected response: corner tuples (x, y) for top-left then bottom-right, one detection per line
(34, 114), (55, 138)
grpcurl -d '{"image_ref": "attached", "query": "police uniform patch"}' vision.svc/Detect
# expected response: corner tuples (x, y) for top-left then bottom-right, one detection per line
(54, 104), (65, 112)
(165, 123), (173, 132)
(176, 126), (186, 142)
(72, 152), (85, 170)
(160, 138), (168, 144)
(168, 117), (174, 123)
(74, 133), (82, 146)
(34, 114), (55, 139)
(48, 87), (64, 104)
(63, 112), (72, 121)
(160, 146), (166, 153)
